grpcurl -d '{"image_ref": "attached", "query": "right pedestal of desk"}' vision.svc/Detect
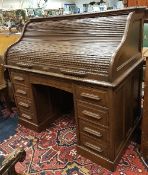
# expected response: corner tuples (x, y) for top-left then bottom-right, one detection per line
(141, 56), (148, 161)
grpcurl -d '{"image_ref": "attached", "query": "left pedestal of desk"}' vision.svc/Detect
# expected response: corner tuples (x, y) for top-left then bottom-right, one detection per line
(9, 69), (53, 132)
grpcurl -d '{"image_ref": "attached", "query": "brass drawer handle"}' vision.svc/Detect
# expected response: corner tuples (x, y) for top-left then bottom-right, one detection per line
(85, 142), (103, 153)
(82, 110), (102, 120)
(83, 127), (102, 138)
(17, 62), (33, 69)
(80, 92), (101, 101)
(14, 76), (24, 81)
(18, 102), (29, 108)
(16, 89), (27, 95)
(22, 113), (32, 120)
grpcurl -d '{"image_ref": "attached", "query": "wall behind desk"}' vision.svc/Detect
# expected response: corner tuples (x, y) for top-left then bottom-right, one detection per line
(0, 34), (20, 56)
(0, 33), (20, 91)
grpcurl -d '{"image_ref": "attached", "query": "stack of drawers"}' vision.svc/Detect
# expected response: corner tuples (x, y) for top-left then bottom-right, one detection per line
(76, 85), (110, 161)
(10, 70), (34, 123)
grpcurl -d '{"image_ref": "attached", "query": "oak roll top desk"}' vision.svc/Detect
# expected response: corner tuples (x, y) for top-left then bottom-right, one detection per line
(4, 8), (145, 171)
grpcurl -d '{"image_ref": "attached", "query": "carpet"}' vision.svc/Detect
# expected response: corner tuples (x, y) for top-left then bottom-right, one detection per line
(0, 99), (18, 142)
(0, 115), (147, 175)
(0, 115), (18, 142)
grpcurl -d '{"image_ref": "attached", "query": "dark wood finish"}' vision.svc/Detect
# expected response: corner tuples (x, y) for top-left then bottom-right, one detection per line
(141, 59), (148, 160)
(4, 8), (145, 171)
(0, 148), (26, 175)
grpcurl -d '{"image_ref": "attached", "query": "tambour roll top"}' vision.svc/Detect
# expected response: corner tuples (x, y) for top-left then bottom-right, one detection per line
(5, 8), (145, 85)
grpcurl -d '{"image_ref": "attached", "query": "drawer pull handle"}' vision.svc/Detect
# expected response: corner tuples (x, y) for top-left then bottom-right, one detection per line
(80, 93), (101, 101)
(83, 127), (102, 138)
(22, 113), (32, 120)
(17, 62), (33, 68)
(60, 68), (87, 77)
(18, 102), (29, 108)
(85, 142), (103, 153)
(14, 76), (24, 81)
(16, 89), (27, 95)
(82, 110), (102, 120)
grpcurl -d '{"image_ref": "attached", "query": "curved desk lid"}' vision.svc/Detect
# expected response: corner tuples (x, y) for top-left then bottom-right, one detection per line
(5, 8), (145, 84)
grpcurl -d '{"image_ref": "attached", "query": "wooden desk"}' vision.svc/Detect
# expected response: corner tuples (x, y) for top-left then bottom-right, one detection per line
(4, 8), (145, 171)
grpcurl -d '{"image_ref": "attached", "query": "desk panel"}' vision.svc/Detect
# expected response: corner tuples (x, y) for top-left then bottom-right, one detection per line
(30, 73), (73, 93)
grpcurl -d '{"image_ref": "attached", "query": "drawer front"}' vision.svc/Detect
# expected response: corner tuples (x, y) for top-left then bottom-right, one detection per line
(79, 133), (108, 158)
(11, 70), (29, 85)
(15, 96), (32, 112)
(76, 86), (109, 107)
(18, 109), (33, 121)
(13, 84), (30, 98)
(77, 102), (108, 127)
(79, 119), (108, 143)
(15, 96), (34, 121)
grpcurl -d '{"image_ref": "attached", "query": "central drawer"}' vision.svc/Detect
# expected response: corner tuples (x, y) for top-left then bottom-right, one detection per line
(76, 85), (109, 107)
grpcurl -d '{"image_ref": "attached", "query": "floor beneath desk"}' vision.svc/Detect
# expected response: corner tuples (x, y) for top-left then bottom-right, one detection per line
(0, 100), (18, 142)
(0, 114), (147, 175)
